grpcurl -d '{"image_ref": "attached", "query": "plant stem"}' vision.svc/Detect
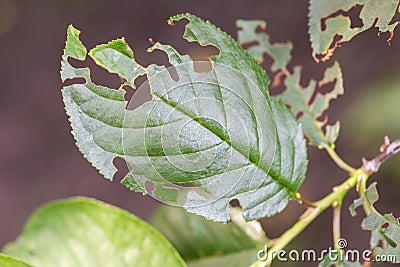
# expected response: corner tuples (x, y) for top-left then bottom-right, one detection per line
(332, 199), (343, 251)
(249, 169), (368, 267)
(325, 146), (357, 174)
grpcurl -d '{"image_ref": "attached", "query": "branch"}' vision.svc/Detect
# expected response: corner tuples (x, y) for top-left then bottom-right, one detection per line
(362, 136), (400, 174)
(325, 146), (357, 174)
(249, 169), (368, 267)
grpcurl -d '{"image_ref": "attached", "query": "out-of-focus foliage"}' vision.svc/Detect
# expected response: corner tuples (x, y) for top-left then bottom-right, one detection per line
(350, 183), (400, 263)
(3, 198), (187, 267)
(237, 20), (344, 149)
(151, 206), (266, 267)
(308, 0), (400, 62)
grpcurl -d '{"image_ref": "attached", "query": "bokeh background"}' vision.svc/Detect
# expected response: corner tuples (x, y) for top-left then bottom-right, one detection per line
(0, 0), (399, 266)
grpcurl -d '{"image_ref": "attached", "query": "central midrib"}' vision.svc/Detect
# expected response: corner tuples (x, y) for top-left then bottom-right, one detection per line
(151, 90), (295, 194)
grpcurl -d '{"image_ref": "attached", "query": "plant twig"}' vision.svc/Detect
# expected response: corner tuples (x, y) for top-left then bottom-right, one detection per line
(332, 199), (342, 251)
(325, 146), (357, 174)
(362, 136), (400, 174)
(295, 192), (316, 208)
(249, 136), (400, 267)
(249, 169), (368, 267)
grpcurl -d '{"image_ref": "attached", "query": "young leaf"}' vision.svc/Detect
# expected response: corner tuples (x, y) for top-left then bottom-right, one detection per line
(2, 197), (187, 267)
(308, 0), (400, 62)
(236, 20), (344, 148)
(61, 14), (308, 223)
(349, 182), (400, 263)
(0, 254), (33, 267)
(151, 205), (265, 267)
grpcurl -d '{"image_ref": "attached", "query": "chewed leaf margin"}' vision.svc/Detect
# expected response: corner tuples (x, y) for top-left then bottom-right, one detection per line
(308, 0), (400, 62)
(349, 182), (400, 263)
(237, 20), (344, 148)
(61, 14), (308, 223)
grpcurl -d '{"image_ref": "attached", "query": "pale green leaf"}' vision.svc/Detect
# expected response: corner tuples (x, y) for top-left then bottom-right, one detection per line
(151, 205), (265, 267)
(61, 14), (308, 223)
(0, 254), (33, 267)
(308, 0), (400, 61)
(236, 20), (343, 148)
(89, 38), (146, 85)
(349, 183), (400, 263)
(2, 197), (187, 267)
(236, 20), (293, 72)
(279, 62), (343, 147)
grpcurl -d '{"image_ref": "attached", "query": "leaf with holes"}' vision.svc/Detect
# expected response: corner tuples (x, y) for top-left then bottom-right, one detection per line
(236, 20), (343, 148)
(279, 62), (343, 148)
(60, 13), (307, 223)
(236, 20), (293, 73)
(151, 205), (266, 267)
(349, 182), (400, 263)
(2, 198), (187, 267)
(308, 0), (400, 62)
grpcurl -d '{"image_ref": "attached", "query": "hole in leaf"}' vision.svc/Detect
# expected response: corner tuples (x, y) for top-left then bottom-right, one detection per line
(255, 24), (265, 33)
(126, 80), (151, 110)
(320, 5), (363, 31)
(112, 157), (129, 183)
(63, 77), (86, 86)
(186, 43), (219, 62)
(167, 65), (179, 82)
(241, 40), (259, 50)
(193, 61), (213, 73)
(296, 111), (305, 120)
(229, 198), (240, 207)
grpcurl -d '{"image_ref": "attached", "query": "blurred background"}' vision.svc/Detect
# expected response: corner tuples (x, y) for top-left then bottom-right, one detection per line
(0, 0), (399, 266)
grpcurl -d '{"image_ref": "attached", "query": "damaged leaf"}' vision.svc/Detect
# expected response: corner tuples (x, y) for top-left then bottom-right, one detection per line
(237, 20), (344, 148)
(349, 182), (400, 263)
(236, 20), (293, 73)
(280, 62), (343, 148)
(308, 0), (400, 62)
(60, 14), (308, 223)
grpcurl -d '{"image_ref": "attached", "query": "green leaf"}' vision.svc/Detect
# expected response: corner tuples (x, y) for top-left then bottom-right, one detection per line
(308, 0), (400, 61)
(2, 197), (187, 267)
(236, 20), (293, 72)
(61, 14), (308, 223)
(89, 38), (146, 85)
(349, 183), (400, 263)
(279, 62), (343, 148)
(0, 254), (33, 267)
(236, 20), (343, 148)
(151, 205), (265, 267)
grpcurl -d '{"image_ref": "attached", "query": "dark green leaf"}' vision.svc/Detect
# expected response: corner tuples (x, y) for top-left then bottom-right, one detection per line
(3, 197), (187, 267)
(151, 205), (265, 267)
(61, 14), (308, 222)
